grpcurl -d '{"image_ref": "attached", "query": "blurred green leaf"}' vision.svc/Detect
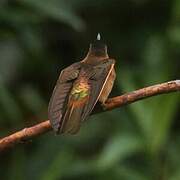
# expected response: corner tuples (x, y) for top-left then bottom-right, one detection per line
(113, 166), (147, 180)
(172, 0), (180, 21)
(8, 148), (26, 180)
(142, 36), (169, 83)
(19, 85), (47, 118)
(150, 94), (180, 153)
(168, 26), (180, 45)
(19, 0), (85, 31)
(0, 78), (23, 123)
(0, 7), (42, 25)
(96, 133), (143, 170)
(0, 39), (22, 83)
(117, 68), (153, 139)
(41, 150), (74, 180)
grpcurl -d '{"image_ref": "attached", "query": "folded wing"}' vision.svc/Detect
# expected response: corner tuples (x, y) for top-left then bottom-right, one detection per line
(48, 62), (81, 133)
(81, 59), (115, 121)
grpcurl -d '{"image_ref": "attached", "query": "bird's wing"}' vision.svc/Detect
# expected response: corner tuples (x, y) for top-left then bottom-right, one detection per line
(81, 59), (115, 121)
(60, 59), (115, 134)
(48, 62), (81, 133)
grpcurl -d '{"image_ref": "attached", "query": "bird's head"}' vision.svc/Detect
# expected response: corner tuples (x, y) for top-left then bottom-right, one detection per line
(86, 33), (109, 60)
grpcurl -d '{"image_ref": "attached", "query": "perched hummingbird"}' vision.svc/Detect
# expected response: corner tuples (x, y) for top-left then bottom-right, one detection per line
(48, 34), (116, 134)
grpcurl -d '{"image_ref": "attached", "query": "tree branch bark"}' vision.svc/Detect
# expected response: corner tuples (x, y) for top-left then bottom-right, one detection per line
(0, 80), (180, 152)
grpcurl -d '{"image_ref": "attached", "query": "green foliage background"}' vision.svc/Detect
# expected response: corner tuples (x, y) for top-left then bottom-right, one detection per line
(0, 0), (180, 179)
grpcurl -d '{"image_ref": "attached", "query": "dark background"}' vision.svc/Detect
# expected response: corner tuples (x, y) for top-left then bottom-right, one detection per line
(0, 0), (180, 179)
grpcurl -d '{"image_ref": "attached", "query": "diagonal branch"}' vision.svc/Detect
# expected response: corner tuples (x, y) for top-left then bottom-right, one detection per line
(0, 80), (180, 152)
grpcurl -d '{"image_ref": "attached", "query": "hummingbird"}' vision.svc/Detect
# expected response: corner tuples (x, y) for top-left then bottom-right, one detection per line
(48, 34), (116, 134)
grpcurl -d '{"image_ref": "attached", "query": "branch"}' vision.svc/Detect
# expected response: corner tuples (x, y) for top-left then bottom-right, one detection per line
(0, 80), (180, 151)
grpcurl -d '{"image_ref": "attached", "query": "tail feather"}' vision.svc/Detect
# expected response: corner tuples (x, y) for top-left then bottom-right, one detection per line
(60, 104), (84, 134)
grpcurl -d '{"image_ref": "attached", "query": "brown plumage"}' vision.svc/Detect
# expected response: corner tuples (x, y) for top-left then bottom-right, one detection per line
(48, 34), (116, 134)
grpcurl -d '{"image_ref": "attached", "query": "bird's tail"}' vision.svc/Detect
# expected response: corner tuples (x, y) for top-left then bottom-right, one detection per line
(60, 97), (88, 134)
